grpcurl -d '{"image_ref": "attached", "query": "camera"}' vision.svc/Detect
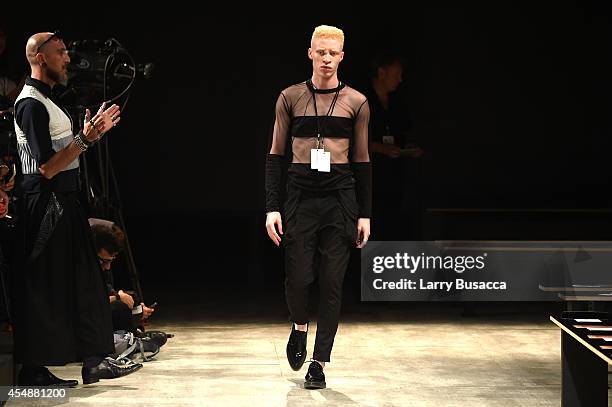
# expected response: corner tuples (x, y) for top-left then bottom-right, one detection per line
(58, 38), (153, 109)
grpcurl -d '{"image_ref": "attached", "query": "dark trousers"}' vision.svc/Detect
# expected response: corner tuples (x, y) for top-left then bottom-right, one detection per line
(110, 300), (136, 333)
(284, 188), (357, 362)
(13, 191), (114, 365)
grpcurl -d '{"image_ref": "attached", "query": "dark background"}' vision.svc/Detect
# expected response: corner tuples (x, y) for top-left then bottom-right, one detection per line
(2, 4), (612, 311)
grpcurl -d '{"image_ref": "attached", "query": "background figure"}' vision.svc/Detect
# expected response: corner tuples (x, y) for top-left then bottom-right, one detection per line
(0, 24), (22, 336)
(0, 24), (24, 240)
(366, 53), (423, 241)
(89, 218), (154, 333)
(0, 175), (10, 325)
(0, 186), (8, 301)
(89, 218), (163, 361)
(13, 31), (140, 387)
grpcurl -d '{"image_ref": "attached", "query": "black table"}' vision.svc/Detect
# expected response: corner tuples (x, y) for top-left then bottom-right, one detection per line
(550, 316), (612, 406)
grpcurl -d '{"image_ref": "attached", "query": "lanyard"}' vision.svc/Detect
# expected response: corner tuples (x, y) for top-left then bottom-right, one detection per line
(308, 80), (341, 149)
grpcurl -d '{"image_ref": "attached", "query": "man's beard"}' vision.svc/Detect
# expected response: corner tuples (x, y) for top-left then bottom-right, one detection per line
(46, 65), (68, 86)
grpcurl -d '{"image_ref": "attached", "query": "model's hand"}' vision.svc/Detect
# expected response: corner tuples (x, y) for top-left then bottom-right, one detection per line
(0, 189), (8, 218)
(266, 211), (283, 247)
(356, 218), (370, 248)
(118, 290), (134, 309)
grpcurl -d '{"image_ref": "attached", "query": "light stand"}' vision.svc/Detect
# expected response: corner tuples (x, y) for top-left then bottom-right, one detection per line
(63, 37), (153, 307)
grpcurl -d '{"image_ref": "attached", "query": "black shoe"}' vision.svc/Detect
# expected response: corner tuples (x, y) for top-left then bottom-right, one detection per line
(286, 324), (307, 371)
(81, 358), (143, 384)
(304, 361), (326, 389)
(18, 366), (78, 388)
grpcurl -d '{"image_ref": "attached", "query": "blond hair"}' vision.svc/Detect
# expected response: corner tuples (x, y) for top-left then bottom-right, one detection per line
(311, 25), (344, 49)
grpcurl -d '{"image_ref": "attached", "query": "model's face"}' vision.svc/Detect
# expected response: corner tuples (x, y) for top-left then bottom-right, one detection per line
(39, 38), (70, 86)
(308, 38), (344, 80)
(380, 62), (403, 92)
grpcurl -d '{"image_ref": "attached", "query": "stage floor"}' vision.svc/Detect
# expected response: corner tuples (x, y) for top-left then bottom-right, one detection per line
(9, 305), (607, 407)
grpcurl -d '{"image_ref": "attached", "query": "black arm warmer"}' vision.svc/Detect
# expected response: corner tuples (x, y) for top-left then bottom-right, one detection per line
(352, 162), (372, 218)
(265, 154), (284, 213)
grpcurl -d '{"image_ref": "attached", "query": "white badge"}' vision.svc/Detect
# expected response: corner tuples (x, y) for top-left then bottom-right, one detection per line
(311, 148), (323, 169)
(383, 135), (395, 145)
(317, 151), (331, 172)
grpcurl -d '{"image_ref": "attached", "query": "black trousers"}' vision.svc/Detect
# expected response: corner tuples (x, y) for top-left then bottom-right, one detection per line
(110, 300), (136, 333)
(13, 191), (114, 365)
(283, 187), (358, 362)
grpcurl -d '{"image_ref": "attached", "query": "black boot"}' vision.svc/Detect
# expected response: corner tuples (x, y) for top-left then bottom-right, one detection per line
(81, 358), (143, 385)
(286, 324), (307, 371)
(18, 366), (78, 387)
(304, 361), (326, 389)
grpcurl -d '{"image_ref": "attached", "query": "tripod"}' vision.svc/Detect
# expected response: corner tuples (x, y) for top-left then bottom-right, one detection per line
(75, 111), (145, 306)
(61, 36), (153, 314)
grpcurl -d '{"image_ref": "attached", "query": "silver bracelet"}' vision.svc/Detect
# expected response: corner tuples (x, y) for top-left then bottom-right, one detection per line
(81, 130), (94, 147)
(73, 132), (88, 152)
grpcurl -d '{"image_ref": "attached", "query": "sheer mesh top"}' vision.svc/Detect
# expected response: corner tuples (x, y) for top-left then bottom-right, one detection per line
(269, 80), (370, 191)
(266, 80), (372, 216)
(270, 80), (369, 163)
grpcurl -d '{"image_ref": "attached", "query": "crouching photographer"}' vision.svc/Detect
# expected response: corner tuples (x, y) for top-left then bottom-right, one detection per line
(89, 218), (169, 360)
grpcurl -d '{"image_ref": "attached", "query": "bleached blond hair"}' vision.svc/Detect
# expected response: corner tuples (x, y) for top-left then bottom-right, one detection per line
(311, 25), (344, 49)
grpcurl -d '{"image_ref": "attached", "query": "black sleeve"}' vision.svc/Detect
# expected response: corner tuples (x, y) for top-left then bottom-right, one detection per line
(265, 154), (284, 213)
(352, 99), (372, 218)
(265, 93), (291, 213)
(15, 98), (54, 165)
(352, 162), (372, 218)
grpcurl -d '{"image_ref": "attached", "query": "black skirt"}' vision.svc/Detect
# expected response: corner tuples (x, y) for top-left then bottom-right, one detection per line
(12, 191), (114, 365)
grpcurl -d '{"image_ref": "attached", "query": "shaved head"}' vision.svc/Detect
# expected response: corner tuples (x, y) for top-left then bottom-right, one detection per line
(25, 31), (70, 86)
(26, 32), (55, 64)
